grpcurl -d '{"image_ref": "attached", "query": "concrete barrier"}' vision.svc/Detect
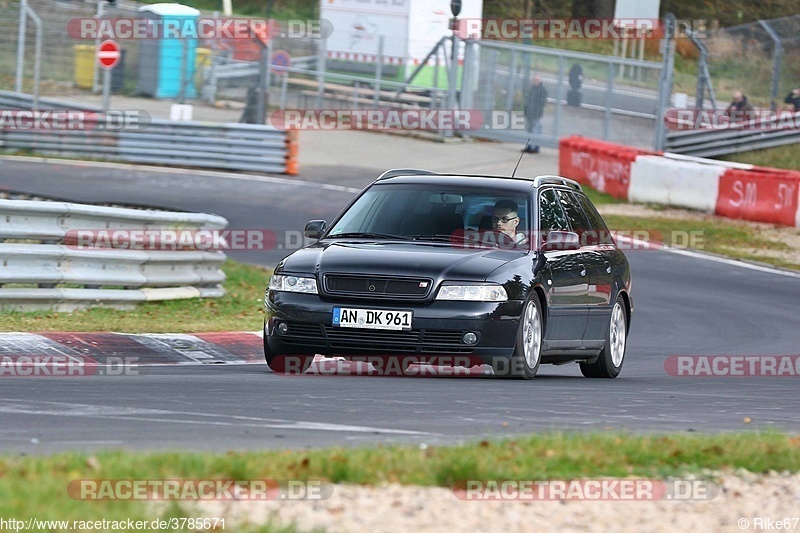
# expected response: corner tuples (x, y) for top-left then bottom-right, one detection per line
(559, 135), (800, 227)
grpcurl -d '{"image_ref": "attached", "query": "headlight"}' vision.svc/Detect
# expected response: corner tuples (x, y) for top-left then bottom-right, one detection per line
(268, 274), (318, 294)
(435, 283), (508, 302)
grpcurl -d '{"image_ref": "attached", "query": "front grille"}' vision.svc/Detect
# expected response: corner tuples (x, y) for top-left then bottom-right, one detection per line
(324, 326), (421, 352)
(276, 321), (474, 354)
(280, 322), (326, 347)
(324, 275), (432, 299)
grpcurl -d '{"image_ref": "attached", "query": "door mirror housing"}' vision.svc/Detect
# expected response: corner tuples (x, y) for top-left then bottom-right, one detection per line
(542, 230), (580, 251)
(304, 220), (327, 239)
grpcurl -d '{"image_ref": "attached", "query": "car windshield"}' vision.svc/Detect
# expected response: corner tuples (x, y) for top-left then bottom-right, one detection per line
(326, 184), (530, 246)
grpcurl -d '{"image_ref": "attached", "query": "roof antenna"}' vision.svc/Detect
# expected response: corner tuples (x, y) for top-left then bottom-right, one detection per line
(510, 138), (530, 179)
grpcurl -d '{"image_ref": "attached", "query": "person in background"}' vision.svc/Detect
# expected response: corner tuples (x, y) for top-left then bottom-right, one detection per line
(784, 88), (800, 112)
(725, 91), (755, 122)
(523, 76), (548, 153)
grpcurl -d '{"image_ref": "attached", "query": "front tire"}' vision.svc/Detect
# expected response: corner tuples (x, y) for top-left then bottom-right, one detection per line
(493, 297), (542, 379)
(263, 334), (313, 374)
(580, 296), (627, 378)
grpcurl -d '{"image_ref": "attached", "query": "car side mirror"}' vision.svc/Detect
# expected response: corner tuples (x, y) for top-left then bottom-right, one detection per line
(304, 220), (327, 239)
(542, 230), (580, 251)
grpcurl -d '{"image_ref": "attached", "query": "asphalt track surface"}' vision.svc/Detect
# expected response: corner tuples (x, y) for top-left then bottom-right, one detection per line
(1, 158), (800, 453)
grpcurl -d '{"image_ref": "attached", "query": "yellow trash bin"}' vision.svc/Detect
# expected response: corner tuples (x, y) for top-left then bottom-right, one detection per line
(195, 47), (212, 88)
(74, 44), (95, 89)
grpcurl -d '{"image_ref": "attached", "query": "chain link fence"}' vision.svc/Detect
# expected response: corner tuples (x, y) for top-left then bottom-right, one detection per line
(701, 14), (800, 111)
(0, 3), (671, 150)
(462, 39), (665, 149)
(0, 0), (318, 102)
(0, 0), (143, 96)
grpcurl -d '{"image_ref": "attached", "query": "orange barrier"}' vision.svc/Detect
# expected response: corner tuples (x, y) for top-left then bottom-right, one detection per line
(716, 168), (800, 226)
(285, 129), (299, 175)
(558, 136), (655, 200)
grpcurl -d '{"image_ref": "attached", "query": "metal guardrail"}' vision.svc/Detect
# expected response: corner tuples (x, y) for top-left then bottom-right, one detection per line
(202, 55), (317, 103)
(0, 199), (229, 311)
(664, 111), (800, 157)
(0, 90), (291, 174)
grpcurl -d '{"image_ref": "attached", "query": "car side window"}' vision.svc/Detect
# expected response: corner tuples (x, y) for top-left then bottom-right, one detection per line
(555, 189), (592, 236)
(538, 189), (569, 236)
(575, 193), (614, 245)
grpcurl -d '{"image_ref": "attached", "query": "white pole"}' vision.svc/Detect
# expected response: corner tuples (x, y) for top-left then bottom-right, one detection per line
(102, 68), (111, 112)
(15, 0), (28, 93)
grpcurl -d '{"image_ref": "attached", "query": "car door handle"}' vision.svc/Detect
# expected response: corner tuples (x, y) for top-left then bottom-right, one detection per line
(579, 264), (587, 277)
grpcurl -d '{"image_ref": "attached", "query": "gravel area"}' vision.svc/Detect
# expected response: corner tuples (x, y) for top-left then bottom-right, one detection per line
(195, 471), (800, 532)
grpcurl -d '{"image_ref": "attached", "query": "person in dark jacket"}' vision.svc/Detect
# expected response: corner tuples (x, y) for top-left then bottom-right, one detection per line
(725, 91), (755, 122)
(784, 88), (800, 112)
(523, 76), (548, 153)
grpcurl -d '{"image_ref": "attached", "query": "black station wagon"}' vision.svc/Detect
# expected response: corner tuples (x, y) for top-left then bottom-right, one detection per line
(263, 170), (632, 379)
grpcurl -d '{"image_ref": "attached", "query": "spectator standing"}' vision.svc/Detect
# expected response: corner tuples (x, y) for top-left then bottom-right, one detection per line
(523, 76), (548, 153)
(784, 88), (800, 112)
(725, 91), (755, 122)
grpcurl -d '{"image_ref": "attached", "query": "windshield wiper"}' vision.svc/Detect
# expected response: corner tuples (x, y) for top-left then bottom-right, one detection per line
(411, 234), (468, 242)
(326, 232), (411, 241)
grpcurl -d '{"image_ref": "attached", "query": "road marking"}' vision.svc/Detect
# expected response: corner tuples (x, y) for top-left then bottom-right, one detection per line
(0, 399), (432, 436)
(617, 235), (800, 279)
(0, 155), (363, 194)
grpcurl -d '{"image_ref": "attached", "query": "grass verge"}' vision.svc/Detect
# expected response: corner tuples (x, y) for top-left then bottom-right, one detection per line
(602, 213), (800, 271)
(1, 433), (799, 528)
(580, 182), (800, 271)
(0, 260), (270, 333)
(718, 144), (800, 172)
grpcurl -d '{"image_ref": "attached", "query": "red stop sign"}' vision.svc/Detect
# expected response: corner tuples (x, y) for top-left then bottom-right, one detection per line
(97, 40), (121, 69)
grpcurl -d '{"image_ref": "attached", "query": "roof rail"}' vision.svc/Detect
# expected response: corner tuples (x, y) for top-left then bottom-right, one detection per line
(376, 169), (440, 181)
(533, 175), (582, 191)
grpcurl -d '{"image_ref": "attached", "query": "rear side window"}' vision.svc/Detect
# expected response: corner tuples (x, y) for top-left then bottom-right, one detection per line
(575, 193), (615, 245)
(538, 189), (569, 236)
(554, 189), (591, 234)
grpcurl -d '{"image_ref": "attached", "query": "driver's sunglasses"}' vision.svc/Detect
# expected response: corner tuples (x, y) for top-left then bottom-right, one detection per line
(492, 216), (519, 224)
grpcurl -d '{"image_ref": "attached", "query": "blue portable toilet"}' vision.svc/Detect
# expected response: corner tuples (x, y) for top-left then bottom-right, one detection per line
(136, 3), (200, 99)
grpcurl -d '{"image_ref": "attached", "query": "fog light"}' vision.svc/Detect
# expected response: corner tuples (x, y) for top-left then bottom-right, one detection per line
(277, 322), (289, 335)
(462, 332), (478, 345)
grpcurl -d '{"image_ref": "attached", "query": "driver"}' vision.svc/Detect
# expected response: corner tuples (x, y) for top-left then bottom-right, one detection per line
(492, 200), (527, 245)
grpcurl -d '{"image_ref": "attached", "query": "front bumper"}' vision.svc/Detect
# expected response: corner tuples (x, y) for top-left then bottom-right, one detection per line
(264, 291), (523, 365)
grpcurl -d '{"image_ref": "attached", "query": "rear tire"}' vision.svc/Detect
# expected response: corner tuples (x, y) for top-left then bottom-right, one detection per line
(580, 296), (627, 378)
(264, 334), (313, 374)
(493, 297), (542, 379)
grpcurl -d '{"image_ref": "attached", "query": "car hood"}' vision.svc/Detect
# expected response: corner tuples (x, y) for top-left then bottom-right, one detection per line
(278, 241), (527, 282)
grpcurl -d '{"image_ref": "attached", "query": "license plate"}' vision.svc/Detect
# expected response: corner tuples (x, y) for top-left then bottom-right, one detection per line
(332, 307), (413, 330)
